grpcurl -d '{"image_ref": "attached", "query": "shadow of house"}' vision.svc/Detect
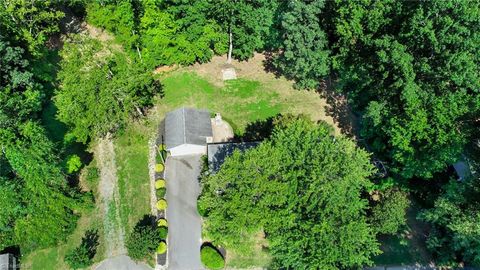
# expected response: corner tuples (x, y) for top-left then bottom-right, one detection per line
(207, 142), (260, 173)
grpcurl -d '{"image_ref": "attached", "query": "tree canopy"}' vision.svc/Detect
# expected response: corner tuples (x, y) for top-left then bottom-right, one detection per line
(330, 0), (480, 179)
(419, 176), (480, 266)
(55, 34), (160, 143)
(199, 118), (380, 269)
(275, 0), (330, 89)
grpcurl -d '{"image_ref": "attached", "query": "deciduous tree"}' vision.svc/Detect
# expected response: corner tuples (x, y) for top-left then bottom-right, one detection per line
(199, 118), (380, 269)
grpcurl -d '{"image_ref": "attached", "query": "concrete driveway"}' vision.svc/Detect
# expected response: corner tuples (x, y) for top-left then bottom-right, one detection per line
(165, 155), (204, 270)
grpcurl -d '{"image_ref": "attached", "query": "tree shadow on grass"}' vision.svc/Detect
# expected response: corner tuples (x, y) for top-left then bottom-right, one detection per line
(319, 77), (360, 138)
(240, 116), (276, 141)
(81, 229), (100, 260)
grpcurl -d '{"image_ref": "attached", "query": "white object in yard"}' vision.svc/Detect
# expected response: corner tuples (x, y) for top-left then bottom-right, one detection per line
(222, 67), (237, 81)
(215, 113), (222, 125)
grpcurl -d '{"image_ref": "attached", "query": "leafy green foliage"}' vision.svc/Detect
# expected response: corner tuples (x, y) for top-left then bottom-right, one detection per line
(140, 0), (227, 67)
(370, 189), (410, 235)
(64, 230), (99, 270)
(0, 32), (84, 252)
(55, 34), (160, 143)
(86, 0), (139, 51)
(201, 245), (225, 270)
(156, 241), (167, 254)
(419, 177), (480, 266)
(275, 0), (330, 89)
(208, 0), (281, 60)
(330, 0), (480, 179)
(66, 155), (82, 174)
(199, 118), (380, 269)
(0, 0), (64, 56)
(87, 0), (227, 68)
(126, 215), (163, 261)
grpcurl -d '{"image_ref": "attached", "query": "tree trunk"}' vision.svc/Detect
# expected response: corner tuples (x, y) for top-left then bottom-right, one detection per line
(227, 27), (233, 64)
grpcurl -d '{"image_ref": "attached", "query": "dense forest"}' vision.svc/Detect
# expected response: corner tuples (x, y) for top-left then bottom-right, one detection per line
(0, 0), (479, 268)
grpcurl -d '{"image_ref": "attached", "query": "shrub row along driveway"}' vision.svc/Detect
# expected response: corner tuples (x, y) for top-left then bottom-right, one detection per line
(165, 155), (205, 270)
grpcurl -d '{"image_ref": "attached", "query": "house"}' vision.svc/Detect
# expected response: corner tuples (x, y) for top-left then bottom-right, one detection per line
(207, 142), (260, 173)
(165, 107), (213, 156)
(0, 254), (16, 270)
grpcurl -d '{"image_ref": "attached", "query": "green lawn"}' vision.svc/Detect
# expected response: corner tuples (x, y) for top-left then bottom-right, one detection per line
(114, 122), (152, 243)
(156, 72), (284, 135)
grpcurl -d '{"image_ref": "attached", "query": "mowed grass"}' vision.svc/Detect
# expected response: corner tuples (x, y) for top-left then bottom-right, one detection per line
(156, 72), (283, 134)
(115, 121), (152, 237)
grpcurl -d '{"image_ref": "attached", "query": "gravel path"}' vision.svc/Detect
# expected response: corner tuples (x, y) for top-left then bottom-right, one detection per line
(96, 135), (126, 257)
(95, 255), (152, 270)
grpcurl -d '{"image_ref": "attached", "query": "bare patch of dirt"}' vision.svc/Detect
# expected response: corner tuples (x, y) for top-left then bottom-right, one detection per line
(96, 135), (126, 257)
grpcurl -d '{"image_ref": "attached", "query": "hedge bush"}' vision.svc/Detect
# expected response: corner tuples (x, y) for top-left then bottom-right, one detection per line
(158, 226), (168, 239)
(156, 187), (166, 198)
(156, 199), (167, 210)
(155, 179), (166, 189)
(157, 241), (167, 254)
(155, 163), (164, 172)
(157, 218), (168, 227)
(200, 245), (225, 269)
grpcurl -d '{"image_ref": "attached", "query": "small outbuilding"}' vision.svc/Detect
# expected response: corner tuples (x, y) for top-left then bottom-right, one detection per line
(165, 107), (213, 156)
(207, 142), (260, 172)
(0, 254), (16, 270)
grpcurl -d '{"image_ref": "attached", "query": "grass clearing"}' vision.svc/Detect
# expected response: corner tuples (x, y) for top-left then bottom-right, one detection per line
(115, 121), (152, 239)
(155, 69), (336, 135)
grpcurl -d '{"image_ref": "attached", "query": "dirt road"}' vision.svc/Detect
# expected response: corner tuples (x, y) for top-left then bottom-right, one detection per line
(96, 135), (126, 257)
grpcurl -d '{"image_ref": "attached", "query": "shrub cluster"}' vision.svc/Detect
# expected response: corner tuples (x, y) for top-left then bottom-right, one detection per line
(200, 245), (225, 269)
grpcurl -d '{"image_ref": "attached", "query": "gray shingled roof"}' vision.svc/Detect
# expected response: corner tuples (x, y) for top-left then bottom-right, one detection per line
(165, 107), (213, 149)
(0, 254), (14, 270)
(207, 142), (260, 172)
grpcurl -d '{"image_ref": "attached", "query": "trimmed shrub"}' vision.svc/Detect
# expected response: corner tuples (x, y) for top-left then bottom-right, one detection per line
(158, 226), (168, 239)
(155, 163), (164, 172)
(158, 144), (166, 151)
(201, 245), (225, 269)
(155, 179), (166, 189)
(156, 199), (167, 210)
(157, 241), (167, 254)
(157, 218), (168, 227)
(156, 187), (166, 198)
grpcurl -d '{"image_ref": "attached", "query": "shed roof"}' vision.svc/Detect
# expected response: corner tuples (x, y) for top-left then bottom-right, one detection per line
(207, 142), (260, 172)
(165, 107), (213, 149)
(0, 254), (14, 270)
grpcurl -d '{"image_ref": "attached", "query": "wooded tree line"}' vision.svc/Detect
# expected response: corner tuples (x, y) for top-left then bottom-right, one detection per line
(0, 0), (85, 253)
(0, 0), (159, 254)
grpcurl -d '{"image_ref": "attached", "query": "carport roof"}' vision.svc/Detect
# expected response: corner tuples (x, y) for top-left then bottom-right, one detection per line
(165, 107), (213, 149)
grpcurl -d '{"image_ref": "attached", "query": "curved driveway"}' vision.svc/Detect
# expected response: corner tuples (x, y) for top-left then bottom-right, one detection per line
(165, 155), (205, 270)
